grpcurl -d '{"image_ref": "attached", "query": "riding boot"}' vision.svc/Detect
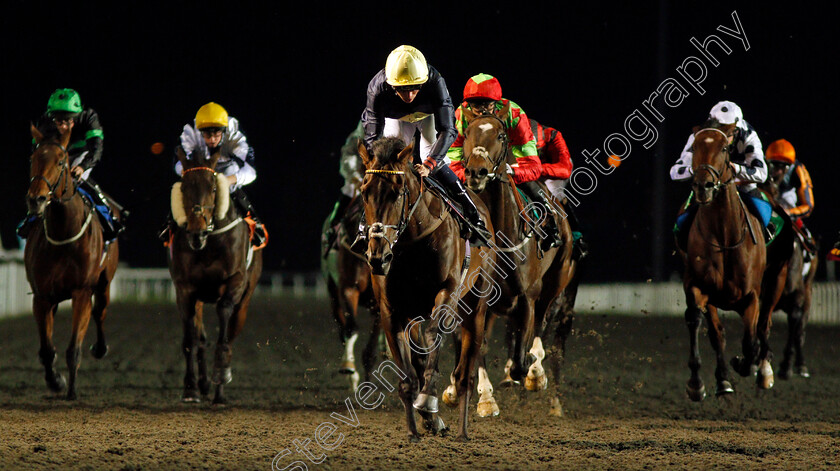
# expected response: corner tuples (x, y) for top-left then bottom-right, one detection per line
(324, 194), (353, 257)
(80, 180), (124, 242)
(158, 214), (175, 242)
(563, 202), (589, 260)
(519, 181), (562, 250)
(431, 165), (491, 246)
(232, 189), (267, 247)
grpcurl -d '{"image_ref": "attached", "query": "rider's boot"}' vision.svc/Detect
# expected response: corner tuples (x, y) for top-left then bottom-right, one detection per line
(519, 181), (562, 250)
(349, 208), (367, 254)
(323, 194), (352, 257)
(81, 180), (125, 242)
(563, 201), (589, 260)
(232, 189), (267, 247)
(432, 165), (491, 246)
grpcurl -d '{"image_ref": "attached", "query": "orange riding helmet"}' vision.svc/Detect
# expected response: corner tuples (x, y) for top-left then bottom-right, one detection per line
(766, 139), (796, 164)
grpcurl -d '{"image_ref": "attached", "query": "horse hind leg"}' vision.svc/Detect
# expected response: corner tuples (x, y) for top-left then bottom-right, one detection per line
(704, 305), (734, 396)
(684, 304), (706, 401)
(34, 298), (66, 393)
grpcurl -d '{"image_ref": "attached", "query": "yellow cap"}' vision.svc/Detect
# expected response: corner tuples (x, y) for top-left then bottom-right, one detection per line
(385, 45), (429, 87)
(195, 102), (229, 129)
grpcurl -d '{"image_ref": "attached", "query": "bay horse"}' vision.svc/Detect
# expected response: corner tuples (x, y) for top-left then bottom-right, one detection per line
(358, 137), (494, 441)
(447, 104), (576, 418)
(320, 197), (383, 391)
(681, 123), (791, 401)
(760, 174), (817, 379)
(168, 147), (263, 404)
(24, 124), (119, 400)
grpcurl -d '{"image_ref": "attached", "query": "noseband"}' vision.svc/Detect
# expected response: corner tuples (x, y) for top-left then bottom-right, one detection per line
(363, 169), (425, 251)
(464, 114), (510, 181)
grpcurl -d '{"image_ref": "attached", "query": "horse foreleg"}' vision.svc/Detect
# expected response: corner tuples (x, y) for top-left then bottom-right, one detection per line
(732, 292), (760, 378)
(33, 297), (65, 393)
(178, 293), (201, 403)
(756, 305), (775, 390)
(90, 275), (111, 360)
(392, 323), (421, 442)
(684, 292), (706, 401)
(194, 302), (211, 397)
(455, 312), (484, 441)
(212, 295), (237, 405)
(509, 298), (535, 384)
(338, 286), (361, 376)
(66, 290), (93, 400)
(361, 307), (381, 385)
(703, 305), (733, 396)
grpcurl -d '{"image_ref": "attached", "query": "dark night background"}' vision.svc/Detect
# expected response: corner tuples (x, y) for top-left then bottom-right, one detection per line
(2, 2), (838, 282)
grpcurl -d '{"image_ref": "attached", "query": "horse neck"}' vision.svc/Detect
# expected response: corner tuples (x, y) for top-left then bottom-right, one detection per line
(697, 183), (745, 240)
(484, 177), (522, 238)
(402, 174), (442, 240)
(44, 192), (88, 238)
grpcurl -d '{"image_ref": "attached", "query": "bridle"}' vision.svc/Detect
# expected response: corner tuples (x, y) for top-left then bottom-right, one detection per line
(30, 141), (74, 203)
(463, 113), (510, 181)
(182, 166), (219, 232)
(691, 127), (735, 201)
(363, 168), (427, 251)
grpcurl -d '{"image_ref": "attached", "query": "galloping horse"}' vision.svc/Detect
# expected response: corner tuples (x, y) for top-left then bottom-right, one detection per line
(24, 124), (120, 400)
(168, 147), (263, 404)
(451, 105), (575, 417)
(359, 137), (494, 441)
(321, 197), (383, 391)
(681, 123), (791, 401)
(760, 175), (817, 379)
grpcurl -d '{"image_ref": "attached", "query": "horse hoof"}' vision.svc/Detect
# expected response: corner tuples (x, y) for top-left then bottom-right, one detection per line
(65, 390), (78, 401)
(778, 364), (792, 380)
(46, 374), (66, 393)
(477, 397), (500, 418)
(423, 416), (448, 435)
(524, 373), (548, 391)
(90, 343), (109, 359)
(212, 395), (228, 406)
(441, 385), (458, 408)
(338, 361), (356, 375)
(198, 378), (211, 396)
(412, 393), (439, 413)
(455, 434), (470, 442)
(685, 382), (706, 402)
(757, 361), (774, 389)
(715, 381), (734, 397)
(549, 397), (563, 417)
(181, 390), (201, 403)
(213, 368), (232, 385)
(795, 365), (810, 378)
(409, 434), (421, 444)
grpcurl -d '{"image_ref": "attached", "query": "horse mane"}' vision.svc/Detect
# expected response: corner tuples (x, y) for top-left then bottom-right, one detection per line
(370, 137), (409, 168)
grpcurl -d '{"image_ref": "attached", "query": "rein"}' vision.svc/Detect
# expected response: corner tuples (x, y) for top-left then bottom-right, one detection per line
(364, 169), (438, 250)
(463, 114), (510, 181)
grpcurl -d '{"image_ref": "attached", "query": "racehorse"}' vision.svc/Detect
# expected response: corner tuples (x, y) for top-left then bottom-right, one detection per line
(168, 147), (263, 404)
(358, 137), (494, 441)
(760, 175), (817, 379)
(681, 123), (792, 401)
(451, 105), (575, 417)
(24, 124), (120, 400)
(321, 197), (383, 391)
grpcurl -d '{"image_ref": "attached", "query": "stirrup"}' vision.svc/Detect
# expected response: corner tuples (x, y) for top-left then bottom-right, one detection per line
(468, 220), (492, 247)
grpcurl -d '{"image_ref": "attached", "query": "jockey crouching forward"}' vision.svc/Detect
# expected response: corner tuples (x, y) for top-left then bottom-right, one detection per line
(530, 118), (588, 259)
(173, 102), (266, 247)
(351, 45), (492, 253)
(765, 138), (816, 256)
(671, 101), (773, 246)
(18, 88), (125, 241)
(448, 73), (562, 250)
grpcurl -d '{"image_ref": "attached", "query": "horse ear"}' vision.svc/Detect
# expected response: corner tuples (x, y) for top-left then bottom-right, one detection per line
(461, 105), (477, 123)
(208, 151), (221, 170)
(496, 101), (511, 120)
(58, 128), (72, 150)
(691, 125), (701, 134)
(176, 146), (188, 168)
(398, 142), (414, 165)
(30, 123), (44, 144)
(358, 141), (372, 168)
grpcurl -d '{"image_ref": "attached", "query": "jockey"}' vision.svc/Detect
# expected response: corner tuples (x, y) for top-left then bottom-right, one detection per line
(18, 88), (125, 241)
(530, 118), (588, 259)
(671, 101), (772, 243)
(353, 45), (492, 252)
(322, 121), (365, 257)
(175, 102), (266, 246)
(766, 139), (816, 253)
(448, 73), (562, 250)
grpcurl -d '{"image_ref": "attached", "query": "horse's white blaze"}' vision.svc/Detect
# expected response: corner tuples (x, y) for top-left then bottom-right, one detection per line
(704, 137), (714, 143)
(472, 146), (490, 160)
(478, 123), (494, 132)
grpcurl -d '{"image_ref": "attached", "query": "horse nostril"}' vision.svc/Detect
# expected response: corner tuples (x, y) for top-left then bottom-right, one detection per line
(383, 252), (393, 264)
(704, 182), (715, 189)
(479, 168), (488, 177)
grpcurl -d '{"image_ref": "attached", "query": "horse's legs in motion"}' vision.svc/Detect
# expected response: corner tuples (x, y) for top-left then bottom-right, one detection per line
(414, 290), (457, 436)
(66, 289), (94, 400)
(755, 303), (776, 390)
(781, 304), (808, 379)
(178, 293), (202, 402)
(337, 284), (361, 389)
(508, 297), (536, 383)
(384, 313), (422, 442)
(684, 287), (707, 402)
(548, 295), (575, 417)
(731, 292), (761, 377)
(89, 274), (111, 360)
(361, 306), (381, 384)
(703, 305), (734, 396)
(33, 297), (65, 393)
(194, 302), (211, 396)
(454, 308), (485, 441)
(213, 278), (249, 405)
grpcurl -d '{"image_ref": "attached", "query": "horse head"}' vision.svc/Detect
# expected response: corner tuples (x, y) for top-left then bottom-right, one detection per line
(27, 124), (73, 216)
(691, 123), (737, 205)
(461, 102), (511, 193)
(173, 146), (230, 250)
(358, 137), (415, 276)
